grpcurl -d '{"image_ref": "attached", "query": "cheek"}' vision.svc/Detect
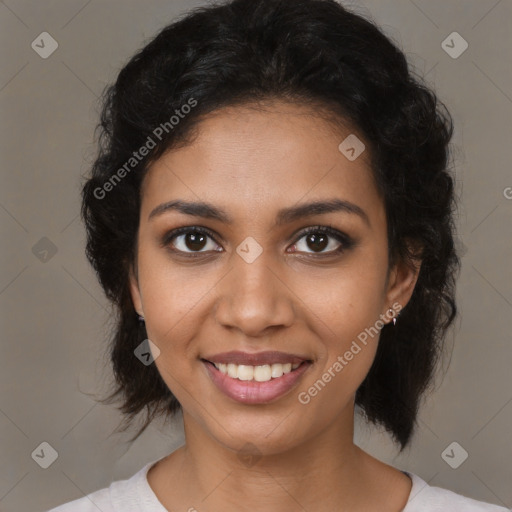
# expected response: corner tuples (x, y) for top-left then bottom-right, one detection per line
(136, 251), (209, 363)
(305, 261), (387, 336)
(298, 256), (387, 380)
(295, 280), (383, 413)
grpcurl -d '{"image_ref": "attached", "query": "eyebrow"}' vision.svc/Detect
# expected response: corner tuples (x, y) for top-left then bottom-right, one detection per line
(148, 198), (370, 226)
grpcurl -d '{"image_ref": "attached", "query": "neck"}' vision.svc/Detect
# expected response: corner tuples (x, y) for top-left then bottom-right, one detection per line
(157, 404), (390, 511)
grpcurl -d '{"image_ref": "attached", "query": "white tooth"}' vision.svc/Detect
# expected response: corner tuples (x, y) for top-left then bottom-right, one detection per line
(237, 365), (254, 381)
(254, 365), (272, 382)
(218, 362), (300, 381)
(227, 363), (238, 378)
(271, 363), (284, 378)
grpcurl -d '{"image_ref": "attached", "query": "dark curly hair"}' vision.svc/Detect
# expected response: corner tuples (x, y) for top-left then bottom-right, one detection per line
(81, 0), (459, 451)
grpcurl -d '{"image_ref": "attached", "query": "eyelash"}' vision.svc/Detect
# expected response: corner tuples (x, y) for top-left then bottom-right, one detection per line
(161, 225), (354, 259)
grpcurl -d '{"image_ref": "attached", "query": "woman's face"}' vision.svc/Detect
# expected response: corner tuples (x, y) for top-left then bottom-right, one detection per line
(130, 101), (418, 456)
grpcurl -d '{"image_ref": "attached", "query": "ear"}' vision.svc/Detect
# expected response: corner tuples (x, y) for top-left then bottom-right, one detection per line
(383, 244), (422, 321)
(128, 263), (144, 317)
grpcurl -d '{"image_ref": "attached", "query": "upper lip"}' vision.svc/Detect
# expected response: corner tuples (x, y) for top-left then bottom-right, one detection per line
(202, 351), (311, 366)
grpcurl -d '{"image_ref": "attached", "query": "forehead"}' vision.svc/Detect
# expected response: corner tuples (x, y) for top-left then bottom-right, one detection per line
(140, 101), (382, 224)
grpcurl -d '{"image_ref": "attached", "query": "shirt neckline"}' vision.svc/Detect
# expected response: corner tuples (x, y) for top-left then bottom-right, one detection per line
(134, 458), (425, 511)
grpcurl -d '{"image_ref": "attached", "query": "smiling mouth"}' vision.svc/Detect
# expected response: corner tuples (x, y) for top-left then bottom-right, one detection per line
(201, 360), (311, 382)
(201, 357), (313, 404)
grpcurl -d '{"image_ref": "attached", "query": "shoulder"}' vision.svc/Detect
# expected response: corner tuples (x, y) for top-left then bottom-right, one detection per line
(45, 486), (112, 512)
(44, 459), (163, 512)
(403, 472), (509, 512)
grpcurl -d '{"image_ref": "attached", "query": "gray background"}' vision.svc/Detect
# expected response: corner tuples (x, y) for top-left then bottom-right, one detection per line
(0, 1), (511, 511)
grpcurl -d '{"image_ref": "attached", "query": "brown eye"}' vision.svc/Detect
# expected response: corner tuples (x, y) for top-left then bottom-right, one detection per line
(289, 226), (353, 256)
(304, 232), (329, 252)
(163, 227), (221, 254)
(181, 231), (208, 251)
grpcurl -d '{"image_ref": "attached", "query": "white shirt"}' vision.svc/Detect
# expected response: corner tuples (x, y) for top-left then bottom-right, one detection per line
(46, 458), (509, 512)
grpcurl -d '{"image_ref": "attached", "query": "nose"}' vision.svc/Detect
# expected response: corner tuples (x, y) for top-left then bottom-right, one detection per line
(213, 250), (295, 338)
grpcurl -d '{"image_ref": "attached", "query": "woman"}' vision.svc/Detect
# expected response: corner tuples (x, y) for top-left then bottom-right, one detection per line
(48, 0), (508, 510)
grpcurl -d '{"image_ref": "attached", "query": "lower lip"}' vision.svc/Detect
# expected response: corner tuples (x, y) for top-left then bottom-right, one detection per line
(203, 361), (311, 404)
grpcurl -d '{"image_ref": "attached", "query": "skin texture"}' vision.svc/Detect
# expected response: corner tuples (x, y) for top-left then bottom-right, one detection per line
(129, 100), (421, 511)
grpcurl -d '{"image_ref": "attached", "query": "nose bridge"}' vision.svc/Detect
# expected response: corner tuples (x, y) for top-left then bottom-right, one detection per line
(214, 244), (294, 336)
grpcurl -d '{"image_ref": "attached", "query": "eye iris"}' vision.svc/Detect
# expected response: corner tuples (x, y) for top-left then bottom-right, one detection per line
(307, 232), (328, 252)
(186, 231), (207, 251)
